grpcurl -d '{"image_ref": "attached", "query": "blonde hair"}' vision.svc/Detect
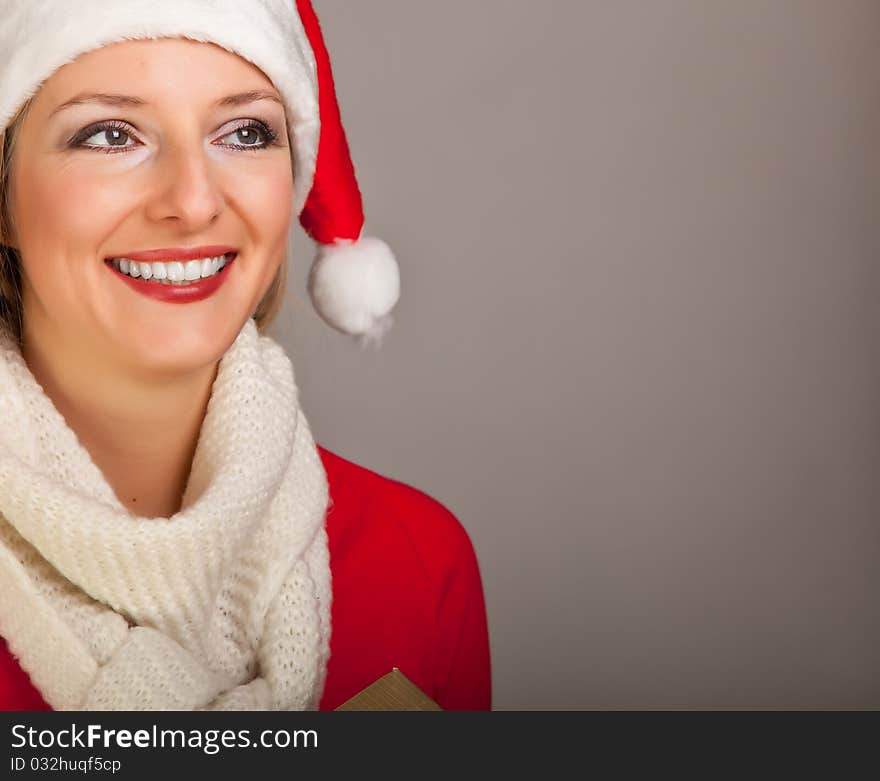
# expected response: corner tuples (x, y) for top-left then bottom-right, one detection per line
(0, 98), (288, 347)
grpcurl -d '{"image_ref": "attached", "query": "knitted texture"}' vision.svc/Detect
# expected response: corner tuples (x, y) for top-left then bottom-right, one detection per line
(0, 318), (332, 710)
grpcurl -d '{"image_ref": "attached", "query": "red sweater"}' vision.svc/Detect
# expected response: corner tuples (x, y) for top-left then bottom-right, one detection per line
(0, 446), (492, 711)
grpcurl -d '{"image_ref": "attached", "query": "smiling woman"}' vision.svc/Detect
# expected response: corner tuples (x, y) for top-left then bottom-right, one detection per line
(0, 0), (489, 713)
(0, 90), (287, 345)
(5, 39), (297, 381)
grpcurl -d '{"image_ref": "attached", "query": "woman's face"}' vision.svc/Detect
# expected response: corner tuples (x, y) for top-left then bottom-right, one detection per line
(8, 37), (293, 376)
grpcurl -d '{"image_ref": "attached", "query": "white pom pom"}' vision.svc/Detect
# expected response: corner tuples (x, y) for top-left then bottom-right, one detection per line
(307, 236), (401, 346)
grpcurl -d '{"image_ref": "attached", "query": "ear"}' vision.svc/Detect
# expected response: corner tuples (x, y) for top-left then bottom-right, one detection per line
(0, 224), (19, 252)
(0, 198), (19, 251)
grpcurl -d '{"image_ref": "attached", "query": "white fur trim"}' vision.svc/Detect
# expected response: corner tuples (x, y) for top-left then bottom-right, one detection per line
(0, 0), (319, 215)
(307, 236), (401, 345)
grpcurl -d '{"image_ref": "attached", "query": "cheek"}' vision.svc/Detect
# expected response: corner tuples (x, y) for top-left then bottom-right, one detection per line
(223, 163), (293, 291)
(240, 165), (294, 238)
(13, 158), (135, 263)
(12, 161), (130, 325)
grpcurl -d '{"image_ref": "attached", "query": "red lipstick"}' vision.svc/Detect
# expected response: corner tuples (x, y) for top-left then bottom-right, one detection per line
(105, 252), (237, 304)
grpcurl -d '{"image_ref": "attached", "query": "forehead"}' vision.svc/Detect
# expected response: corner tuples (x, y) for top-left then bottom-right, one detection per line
(33, 37), (277, 112)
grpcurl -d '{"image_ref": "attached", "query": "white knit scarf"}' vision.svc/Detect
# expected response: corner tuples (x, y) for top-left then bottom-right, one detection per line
(0, 318), (332, 710)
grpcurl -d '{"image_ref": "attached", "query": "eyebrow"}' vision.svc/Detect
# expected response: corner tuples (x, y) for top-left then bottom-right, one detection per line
(49, 89), (283, 117)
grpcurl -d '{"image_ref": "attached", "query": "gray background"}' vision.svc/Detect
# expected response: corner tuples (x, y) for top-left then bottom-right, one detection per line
(271, 1), (879, 708)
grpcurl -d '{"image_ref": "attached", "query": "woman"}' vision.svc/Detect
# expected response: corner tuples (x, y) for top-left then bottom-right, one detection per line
(0, 0), (490, 711)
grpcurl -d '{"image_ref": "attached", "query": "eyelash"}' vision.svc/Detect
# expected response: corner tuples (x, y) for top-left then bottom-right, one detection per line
(69, 119), (280, 154)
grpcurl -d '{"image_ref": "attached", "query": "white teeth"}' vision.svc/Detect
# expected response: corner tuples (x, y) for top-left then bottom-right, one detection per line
(166, 262), (185, 282)
(111, 254), (231, 284)
(184, 260), (202, 281)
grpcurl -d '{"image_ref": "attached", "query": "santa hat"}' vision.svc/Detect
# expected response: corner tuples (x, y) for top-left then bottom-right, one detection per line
(0, 0), (401, 345)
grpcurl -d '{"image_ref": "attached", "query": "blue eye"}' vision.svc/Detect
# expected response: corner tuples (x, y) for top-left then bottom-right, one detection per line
(218, 123), (279, 151)
(73, 120), (133, 153)
(70, 119), (280, 154)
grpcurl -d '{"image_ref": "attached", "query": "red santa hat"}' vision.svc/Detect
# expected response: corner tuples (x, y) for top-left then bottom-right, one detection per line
(0, 0), (401, 345)
(294, 0), (400, 345)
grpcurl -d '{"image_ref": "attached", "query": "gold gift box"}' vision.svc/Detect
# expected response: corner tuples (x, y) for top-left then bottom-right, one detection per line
(334, 668), (443, 711)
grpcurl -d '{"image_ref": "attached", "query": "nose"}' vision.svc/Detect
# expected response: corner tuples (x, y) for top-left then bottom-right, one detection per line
(144, 137), (224, 230)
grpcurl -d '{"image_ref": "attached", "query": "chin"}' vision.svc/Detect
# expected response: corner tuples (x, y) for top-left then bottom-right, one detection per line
(118, 319), (242, 377)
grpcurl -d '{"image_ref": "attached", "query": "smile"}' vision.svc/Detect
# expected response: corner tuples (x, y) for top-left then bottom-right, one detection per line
(109, 253), (233, 285)
(105, 252), (237, 303)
